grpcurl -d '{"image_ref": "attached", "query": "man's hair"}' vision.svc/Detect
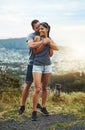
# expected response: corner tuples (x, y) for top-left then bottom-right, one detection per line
(31, 19), (39, 29)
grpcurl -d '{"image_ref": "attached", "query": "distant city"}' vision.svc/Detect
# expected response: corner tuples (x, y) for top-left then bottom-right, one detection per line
(0, 46), (85, 75)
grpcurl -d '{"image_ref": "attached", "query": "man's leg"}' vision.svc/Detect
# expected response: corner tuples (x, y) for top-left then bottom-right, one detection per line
(19, 82), (31, 115)
(21, 83), (32, 106)
(19, 65), (33, 115)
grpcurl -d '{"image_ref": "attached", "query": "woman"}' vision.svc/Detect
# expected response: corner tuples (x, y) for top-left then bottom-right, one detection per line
(31, 22), (59, 121)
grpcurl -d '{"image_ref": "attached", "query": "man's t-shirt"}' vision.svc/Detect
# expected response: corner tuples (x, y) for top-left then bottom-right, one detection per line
(26, 32), (36, 65)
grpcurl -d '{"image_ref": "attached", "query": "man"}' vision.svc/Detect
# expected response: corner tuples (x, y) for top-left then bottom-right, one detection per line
(19, 20), (42, 114)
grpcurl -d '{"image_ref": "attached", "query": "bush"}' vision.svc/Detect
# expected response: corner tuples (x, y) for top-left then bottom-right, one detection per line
(49, 72), (85, 92)
(0, 67), (20, 88)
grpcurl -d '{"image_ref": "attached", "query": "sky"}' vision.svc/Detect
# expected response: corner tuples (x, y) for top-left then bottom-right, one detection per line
(0, 0), (85, 52)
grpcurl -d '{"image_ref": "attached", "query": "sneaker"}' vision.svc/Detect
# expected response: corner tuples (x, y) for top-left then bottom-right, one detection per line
(31, 111), (37, 121)
(41, 107), (49, 116)
(37, 103), (42, 110)
(19, 106), (25, 115)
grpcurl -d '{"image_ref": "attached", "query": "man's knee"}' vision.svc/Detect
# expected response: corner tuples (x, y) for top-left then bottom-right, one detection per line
(23, 83), (31, 91)
(26, 82), (31, 88)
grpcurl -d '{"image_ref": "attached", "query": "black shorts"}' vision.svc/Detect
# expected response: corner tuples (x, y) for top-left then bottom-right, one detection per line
(25, 65), (33, 83)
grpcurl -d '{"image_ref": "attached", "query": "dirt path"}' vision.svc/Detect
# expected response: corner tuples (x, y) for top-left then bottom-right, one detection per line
(0, 114), (85, 130)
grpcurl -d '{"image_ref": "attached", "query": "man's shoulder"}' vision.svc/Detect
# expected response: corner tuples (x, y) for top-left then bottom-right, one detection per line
(27, 32), (36, 37)
(26, 32), (36, 42)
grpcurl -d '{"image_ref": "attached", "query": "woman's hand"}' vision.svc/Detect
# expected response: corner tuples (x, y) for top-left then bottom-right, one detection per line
(34, 36), (41, 42)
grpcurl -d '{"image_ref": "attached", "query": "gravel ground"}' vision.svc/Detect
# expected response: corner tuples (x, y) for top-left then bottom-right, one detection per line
(0, 114), (85, 130)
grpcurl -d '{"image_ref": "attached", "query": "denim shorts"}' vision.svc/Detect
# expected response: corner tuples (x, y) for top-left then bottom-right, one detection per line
(32, 65), (52, 74)
(25, 65), (33, 83)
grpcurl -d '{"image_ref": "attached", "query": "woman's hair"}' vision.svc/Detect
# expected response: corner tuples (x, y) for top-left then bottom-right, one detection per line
(40, 22), (50, 37)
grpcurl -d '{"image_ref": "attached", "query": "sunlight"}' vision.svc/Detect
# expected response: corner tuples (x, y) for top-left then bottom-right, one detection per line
(71, 45), (85, 59)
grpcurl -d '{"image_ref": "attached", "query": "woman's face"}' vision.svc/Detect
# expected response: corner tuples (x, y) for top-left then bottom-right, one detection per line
(39, 25), (48, 37)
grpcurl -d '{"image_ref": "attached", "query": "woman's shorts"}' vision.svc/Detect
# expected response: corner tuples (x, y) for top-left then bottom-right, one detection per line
(33, 65), (52, 74)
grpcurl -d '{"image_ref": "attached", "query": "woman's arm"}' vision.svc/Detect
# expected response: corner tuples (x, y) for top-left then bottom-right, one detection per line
(33, 45), (54, 57)
(28, 36), (43, 49)
(43, 37), (59, 51)
(33, 44), (44, 54)
(49, 39), (59, 51)
(49, 48), (53, 57)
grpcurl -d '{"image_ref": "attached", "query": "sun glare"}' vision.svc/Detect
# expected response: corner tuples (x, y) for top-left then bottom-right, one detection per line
(71, 45), (85, 59)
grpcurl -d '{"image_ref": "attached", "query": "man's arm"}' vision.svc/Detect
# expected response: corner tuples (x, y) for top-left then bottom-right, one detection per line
(28, 36), (57, 55)
(27, 37), (43, 49)
(33, 44), (44, 54)
(32, 36), (45, 54)
(33, 44), (54, 57)
(33, 37), (54, 56)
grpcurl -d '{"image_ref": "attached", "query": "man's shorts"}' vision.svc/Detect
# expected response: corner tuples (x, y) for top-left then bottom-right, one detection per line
(32, 65), (52, 74)
(25, 65), (33, 83)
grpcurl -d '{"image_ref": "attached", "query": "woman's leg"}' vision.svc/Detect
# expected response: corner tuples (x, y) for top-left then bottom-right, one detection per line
(32, 72), (42, 111)
(42, 73), (51, 107)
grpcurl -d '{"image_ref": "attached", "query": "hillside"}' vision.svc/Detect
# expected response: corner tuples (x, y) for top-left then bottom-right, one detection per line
(0, 37), (68, 51)
(0, 37), (27, 50)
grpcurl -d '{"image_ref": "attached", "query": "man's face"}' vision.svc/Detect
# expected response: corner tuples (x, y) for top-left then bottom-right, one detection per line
(33, 22), (40, 34)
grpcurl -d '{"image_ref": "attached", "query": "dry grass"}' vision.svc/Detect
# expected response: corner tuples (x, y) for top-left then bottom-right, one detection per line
(47, 91), (85, 117)
(0, 89), (85, 121)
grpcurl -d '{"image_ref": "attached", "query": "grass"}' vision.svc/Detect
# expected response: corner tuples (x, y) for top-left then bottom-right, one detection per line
(47, 120), (85, 130)
(48, 92), (85, 118)
(0, 88), (85, 122)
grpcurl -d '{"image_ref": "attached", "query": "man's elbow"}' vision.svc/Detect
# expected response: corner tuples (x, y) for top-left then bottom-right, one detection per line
(28, 43), (34, 49)
(28, 41), (34, 49)
(29, 45), (33, 49)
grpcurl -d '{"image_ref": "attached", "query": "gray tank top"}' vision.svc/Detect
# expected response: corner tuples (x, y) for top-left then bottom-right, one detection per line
(33, 45), (51, 66)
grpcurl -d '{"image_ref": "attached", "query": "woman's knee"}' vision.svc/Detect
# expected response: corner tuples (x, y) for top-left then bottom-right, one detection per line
(42, 86), (47, 92)
(35, 87), (41, 94)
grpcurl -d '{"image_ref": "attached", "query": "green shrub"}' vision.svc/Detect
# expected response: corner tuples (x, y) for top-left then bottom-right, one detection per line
(49, 72), (85, 92)
(0, 67), (20, 88)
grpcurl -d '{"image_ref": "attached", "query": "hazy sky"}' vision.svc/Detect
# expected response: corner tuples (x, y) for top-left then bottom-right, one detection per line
(0, 0), (85, 50)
